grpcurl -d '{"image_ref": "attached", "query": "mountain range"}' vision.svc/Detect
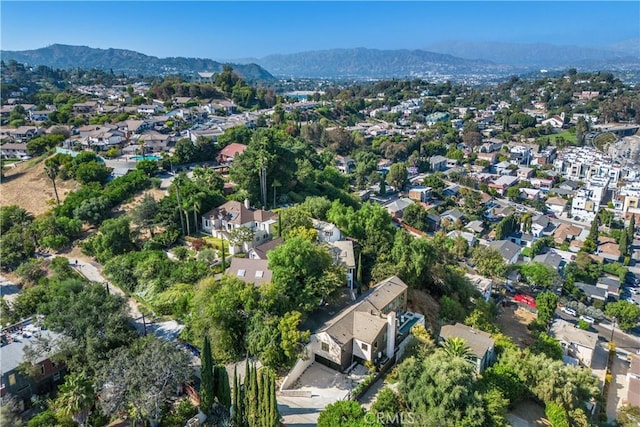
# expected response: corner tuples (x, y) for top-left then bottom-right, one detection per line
(0, 44), (275, 82)
(237, 47), (506, 79)
(424, 40), (640, 68)
(2, 41), (639, 81)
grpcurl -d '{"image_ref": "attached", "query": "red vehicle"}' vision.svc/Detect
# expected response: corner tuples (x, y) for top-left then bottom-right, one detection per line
(514, 294), (537, 309)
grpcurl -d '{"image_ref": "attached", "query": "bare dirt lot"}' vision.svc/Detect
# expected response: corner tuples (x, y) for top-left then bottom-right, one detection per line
(496, 304), (537, 348)
(1, 158), (80, 215)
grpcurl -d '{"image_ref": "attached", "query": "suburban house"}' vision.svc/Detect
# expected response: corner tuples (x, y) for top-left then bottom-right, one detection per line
(408, 186), (433, 203)
(596, 276), (621, 300)
(135, 131), (173, 153)
(447, 230), (477, 247)
(531, 214), (552, 237)
(465, 274), (493, 302)
(327, 240), (357, 290)
(312, 219), (342, 243)
(489, 175), (519, 195)
(465, 220), (485, 234)
(508, 231), (535, 248)
(311, 276), (420, 372)
(439, 323), (496, 374)
(226, 258), (273, 286)
(550, 319), (597, 367)
(441, 209), (465, 223)
(384, 198), (413, 219)
(0, 142), (28, 159)
(488, 240), (522, 265)
(553, 223), (583, 245)
(247, 237), (284, 260)
(533, 250), (565, 272)
(201, 200), (277, 254)
(1, 319), (66, 408)
(429, 155), (448, 171)
(217, 143), (248, 164)
(335, 156), (356, 174)
(575, 282), (607, 303)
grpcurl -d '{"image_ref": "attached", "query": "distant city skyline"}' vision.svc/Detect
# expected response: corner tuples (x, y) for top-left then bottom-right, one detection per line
(2, 1), (639, 60)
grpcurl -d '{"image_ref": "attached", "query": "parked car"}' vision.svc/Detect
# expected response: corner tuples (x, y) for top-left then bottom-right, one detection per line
(561, 307), (577, 317)
(630, 288), (638, 295)
(580, 315), (595, 324)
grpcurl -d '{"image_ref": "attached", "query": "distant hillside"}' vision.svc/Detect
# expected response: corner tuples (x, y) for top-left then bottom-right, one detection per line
(240, 47), (508, 79)
(425, 40), (640, 69)
(0, 44), (275, 82)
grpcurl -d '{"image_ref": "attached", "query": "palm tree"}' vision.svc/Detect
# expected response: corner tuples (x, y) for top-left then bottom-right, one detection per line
(55, 372), (94, 427)
(441, 337), (474, 362)
(191, 192), (206, 234)
(44, 161), (60, 206)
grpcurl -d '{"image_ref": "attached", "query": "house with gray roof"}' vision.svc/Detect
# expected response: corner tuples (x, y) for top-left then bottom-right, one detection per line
(312, 276), (415, 372)
(226, 258), (273, 286)
(1, 318), (66, 406)
(328, 240), (356, 290)
(384, 198), (413, 218)
(550, 319), (597, 367)
(439, 323), (495, 373)
(533, 250), (565, 272)
(488, 240), (522, 265)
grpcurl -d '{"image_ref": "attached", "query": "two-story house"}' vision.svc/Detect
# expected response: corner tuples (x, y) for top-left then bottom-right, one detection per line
(201, 200), (277, 254)
(312, 276), (413, 371)
(439, 323), (496, 374)
(1, 319), (66, 408)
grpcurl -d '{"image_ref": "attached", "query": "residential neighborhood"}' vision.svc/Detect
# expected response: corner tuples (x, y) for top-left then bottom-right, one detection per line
(2, 14), (640, 427)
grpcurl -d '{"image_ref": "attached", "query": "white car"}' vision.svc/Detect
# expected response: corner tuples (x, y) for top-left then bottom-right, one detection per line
(580, 315), (595, 324)
(629, 288), (638, 295)
(561, 307), (577, 317)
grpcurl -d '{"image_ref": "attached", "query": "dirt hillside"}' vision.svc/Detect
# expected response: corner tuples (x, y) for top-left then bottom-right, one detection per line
(0, 158), (80, 215)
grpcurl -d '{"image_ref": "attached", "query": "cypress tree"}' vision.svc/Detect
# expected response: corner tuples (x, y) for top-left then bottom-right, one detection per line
(278, 212), (282, 238)
(356, 251), (362, 287)
(261, 371), (270, 426)
(200, 335), (215, 414)
(215, 365), (232, 411)
(620, 230), (629, 258)
(221, 240), (227, 270)
(232, 367), (241, 427)
(629, 215), (636, 241)
(268, 372), (279, 427)
(250, 364), (259, 427)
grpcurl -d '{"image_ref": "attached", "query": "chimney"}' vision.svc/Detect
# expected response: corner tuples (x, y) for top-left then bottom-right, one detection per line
(244, 198), (250, 210)
(386, 311), (396, 359)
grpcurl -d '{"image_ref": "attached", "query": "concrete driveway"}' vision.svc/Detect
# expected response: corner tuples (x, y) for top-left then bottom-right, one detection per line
(278, 362), (368, 427)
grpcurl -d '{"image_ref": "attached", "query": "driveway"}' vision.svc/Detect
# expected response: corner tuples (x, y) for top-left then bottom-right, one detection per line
(278, 362), (368, 427)
(607, 351), (631, 422)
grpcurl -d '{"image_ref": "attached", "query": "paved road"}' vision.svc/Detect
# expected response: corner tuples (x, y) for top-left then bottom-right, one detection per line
(556, 310), (640, 353)
(69, 256), (184, 338)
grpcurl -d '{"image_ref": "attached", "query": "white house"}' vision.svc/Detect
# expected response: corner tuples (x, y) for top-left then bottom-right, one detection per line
(201, 200), (277, 254)
(312, 219), (342, 243)
(550, 319), (597, 367)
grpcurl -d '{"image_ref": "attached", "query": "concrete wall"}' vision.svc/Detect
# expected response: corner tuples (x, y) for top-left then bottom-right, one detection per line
(280, 346), (314, 391)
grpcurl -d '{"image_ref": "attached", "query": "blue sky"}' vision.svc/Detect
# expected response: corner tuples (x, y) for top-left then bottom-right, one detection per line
(1, 1), (639, 59)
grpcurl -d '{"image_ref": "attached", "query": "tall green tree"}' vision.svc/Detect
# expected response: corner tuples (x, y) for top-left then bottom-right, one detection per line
(535, 291), (558, 326)
(386, 162), (408, 191)
(96, 336), (191, 427)
(200, 335), (216, 414)
(214, 365), (232, 411)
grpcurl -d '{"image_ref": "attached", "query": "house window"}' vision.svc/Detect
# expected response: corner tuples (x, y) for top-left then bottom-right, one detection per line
(321, 342), (329, 352)
(40, 364), (45, 375)
(8, 374), (16, 386)
(361, 343), (368, 351)
(374, 341), (378, 350)
(53, 372), (61, 381)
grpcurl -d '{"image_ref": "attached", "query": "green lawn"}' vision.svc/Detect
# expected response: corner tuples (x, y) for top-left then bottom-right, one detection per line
(551, 131), (577, 145)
